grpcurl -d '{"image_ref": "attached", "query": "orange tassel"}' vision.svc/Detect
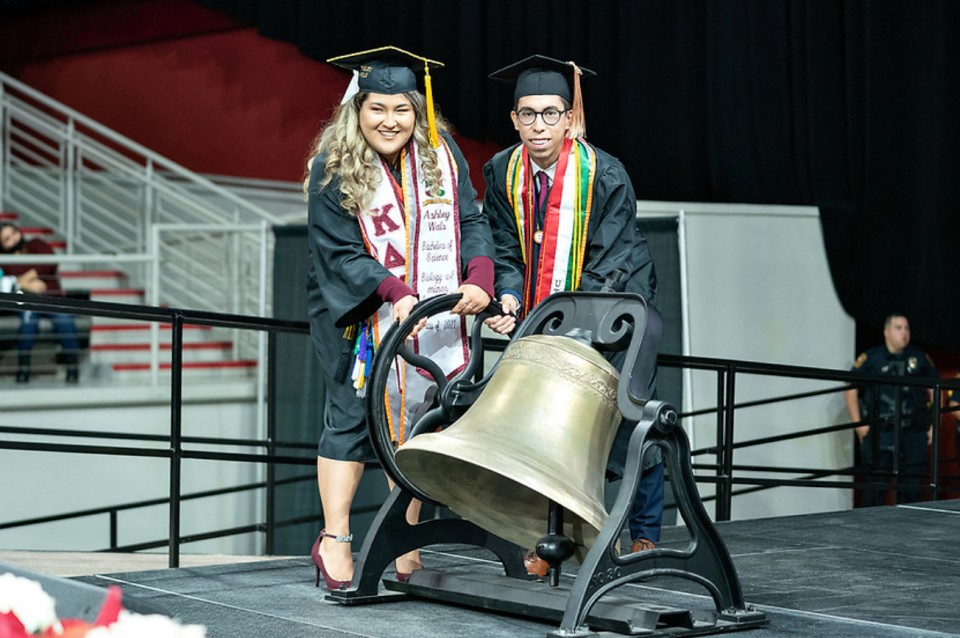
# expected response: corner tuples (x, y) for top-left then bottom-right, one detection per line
(567, 61), (586, 139)
(424, 61), (440, 147)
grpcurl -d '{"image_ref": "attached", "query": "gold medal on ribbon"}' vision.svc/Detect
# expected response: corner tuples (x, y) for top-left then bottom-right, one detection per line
(534, 229), (544, 244)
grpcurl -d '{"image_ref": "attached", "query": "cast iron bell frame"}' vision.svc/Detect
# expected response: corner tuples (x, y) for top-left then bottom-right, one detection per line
(327, 291), (767, 636)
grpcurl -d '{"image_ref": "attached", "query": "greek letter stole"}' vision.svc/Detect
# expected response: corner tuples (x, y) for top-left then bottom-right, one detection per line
(357, 137), (467, 442)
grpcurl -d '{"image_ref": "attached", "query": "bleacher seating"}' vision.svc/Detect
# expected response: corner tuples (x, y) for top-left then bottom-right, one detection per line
(0, 211), (255, 383)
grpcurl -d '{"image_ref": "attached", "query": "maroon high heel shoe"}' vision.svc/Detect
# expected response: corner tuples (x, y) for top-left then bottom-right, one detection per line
(395, 560), (423, 583)
(310, 529), (353, 591)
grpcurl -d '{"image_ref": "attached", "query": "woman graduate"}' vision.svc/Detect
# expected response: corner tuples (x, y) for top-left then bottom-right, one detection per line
(304, 47), (495, 591)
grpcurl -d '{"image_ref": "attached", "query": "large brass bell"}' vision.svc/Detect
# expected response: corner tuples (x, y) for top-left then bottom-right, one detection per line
(395, 333), (621, 561)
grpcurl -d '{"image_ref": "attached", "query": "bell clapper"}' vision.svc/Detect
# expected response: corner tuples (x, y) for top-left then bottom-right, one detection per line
(536, 500), (576, 587)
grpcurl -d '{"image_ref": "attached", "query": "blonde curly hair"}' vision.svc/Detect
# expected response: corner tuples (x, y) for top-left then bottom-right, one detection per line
(303, 91), (450, 215)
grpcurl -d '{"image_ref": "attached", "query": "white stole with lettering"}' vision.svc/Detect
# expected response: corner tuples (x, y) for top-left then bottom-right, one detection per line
(357, 138), (467, 441)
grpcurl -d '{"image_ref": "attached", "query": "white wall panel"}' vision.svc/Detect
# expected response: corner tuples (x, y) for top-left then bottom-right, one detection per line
(639, 201), (856, 520)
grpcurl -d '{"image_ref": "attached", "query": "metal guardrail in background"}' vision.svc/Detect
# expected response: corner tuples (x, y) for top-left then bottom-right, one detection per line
(0, 293), (307, 567)
(657, 354), (960, 520)
(0, 71), (282, 317)
(1, 294), (958, 566)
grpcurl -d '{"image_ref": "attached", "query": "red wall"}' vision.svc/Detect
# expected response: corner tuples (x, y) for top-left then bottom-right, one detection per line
(11, 29), (365, 182)
(1, 4), (500, 188)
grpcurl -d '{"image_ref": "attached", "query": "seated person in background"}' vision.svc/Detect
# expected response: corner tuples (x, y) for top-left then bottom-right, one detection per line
(0, 222), (79, 383)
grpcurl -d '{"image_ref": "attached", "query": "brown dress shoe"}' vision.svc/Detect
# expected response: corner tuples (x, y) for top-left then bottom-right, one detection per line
(631, 538), (656, 553)
(524, 549), (550, 578)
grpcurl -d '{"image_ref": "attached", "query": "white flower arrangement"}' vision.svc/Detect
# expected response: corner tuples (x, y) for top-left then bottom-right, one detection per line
(84, 610), (206, 638)
(0, 572), (62, 634)
(0, 571), (206, 637)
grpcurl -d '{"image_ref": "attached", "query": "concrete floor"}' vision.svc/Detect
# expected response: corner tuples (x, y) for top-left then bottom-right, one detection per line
(0, 550), (285, 577)
(5, 501), (960, 638)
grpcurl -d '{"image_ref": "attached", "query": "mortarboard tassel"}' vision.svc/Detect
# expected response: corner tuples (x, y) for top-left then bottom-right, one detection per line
(567, 61), (586, 139)
(424, 61), (440, 147)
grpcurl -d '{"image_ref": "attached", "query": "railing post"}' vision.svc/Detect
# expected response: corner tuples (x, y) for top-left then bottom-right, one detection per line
(265, 329), (277, 555)
(717, 364), (737, 521)
(892, 387), (904, 504)
(63, 117), (76, 244)
(930, 384), (942, 501)
(109, 510), (118, 550)
(168, 311), (185, 568)
(231, 212), (241, 317)
(865, 388), (881, 504)
(714, 368), (727, 520)
(260, 221), (272, 555)
(150, 225), (161, 387)
(256, 222), (267, 440)
(143, 159), (154, 255)
(0, 79), (7, 211)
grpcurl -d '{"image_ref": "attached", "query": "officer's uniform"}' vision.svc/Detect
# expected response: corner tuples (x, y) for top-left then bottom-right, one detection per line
(852, 345), (937, 506)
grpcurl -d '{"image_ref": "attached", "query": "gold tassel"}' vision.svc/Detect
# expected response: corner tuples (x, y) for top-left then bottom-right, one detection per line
(567, 61), (586, 139)
(424, 60), (440, 147)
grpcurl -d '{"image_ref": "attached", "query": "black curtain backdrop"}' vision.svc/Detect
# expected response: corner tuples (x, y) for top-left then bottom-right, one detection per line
(199, 0), (960, 350)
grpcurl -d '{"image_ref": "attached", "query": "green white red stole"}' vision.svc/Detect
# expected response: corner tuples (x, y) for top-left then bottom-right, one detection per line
(357, 137), (467, 442)
(505, 137), (597, 313)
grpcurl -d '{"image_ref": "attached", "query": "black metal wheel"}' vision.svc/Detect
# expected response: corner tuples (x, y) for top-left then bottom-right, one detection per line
(365, 293), (503, 503)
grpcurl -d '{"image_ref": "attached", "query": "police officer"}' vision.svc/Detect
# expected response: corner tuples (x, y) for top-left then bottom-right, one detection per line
(844, 314), (938, 506)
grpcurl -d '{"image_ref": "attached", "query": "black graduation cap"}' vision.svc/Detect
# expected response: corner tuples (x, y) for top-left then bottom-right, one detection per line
(327, 45), (444, 95)
(327, 46), (445, 146)
(488, 54), (596, 103)
(489, 54), (596, 138)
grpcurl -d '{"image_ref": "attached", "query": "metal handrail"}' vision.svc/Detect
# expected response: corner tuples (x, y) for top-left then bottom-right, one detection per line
(1, 295), (958, 563)
(657, 354), (960, 517)
(0, 71), (282, 322)
(0, 292), (306, 567)
(0, 72), (284, 226)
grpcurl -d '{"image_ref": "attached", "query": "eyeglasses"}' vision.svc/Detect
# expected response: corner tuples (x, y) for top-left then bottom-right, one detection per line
(515, 107), (567, 126)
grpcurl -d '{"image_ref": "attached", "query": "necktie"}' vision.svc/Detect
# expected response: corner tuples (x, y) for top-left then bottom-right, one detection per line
(535, 170), (549, 215)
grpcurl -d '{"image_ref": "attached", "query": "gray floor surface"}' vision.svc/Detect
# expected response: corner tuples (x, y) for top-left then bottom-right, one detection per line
(58, 499), (960, 638)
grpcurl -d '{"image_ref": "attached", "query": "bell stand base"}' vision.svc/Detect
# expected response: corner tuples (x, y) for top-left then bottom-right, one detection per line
(385, 569), (755, 637)
(325, 486), (530, 605)
(545, 400), (767, 636)
(332, 400), (767, 637)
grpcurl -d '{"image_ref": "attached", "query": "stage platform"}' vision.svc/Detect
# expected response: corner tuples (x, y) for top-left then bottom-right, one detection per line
(66, 500), (960, 637)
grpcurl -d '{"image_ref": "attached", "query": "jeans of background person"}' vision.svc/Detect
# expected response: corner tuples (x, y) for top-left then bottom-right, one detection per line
(17, 310), (80, 382)
(859, 426), (928, 506)
(18, 310), (80, 354)
(628, 461), (665, 542)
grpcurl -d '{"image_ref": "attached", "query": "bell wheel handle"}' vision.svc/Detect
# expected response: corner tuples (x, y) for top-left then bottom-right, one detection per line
(365, 292), (499, 502)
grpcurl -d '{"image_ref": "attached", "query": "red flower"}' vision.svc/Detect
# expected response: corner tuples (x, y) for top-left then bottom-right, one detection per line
(0, 611), (28, 638)
(94, 586), (123, 626)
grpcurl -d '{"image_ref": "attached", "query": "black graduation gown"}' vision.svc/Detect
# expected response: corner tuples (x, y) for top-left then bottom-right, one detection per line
(306, 133), (493, 461)
(482, 141), (657, 307)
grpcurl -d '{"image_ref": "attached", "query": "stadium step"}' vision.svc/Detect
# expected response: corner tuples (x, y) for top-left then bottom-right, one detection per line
(89, 323), (212, 345)
(90, 341), (234, 364)
(110, 359), (258, 379)
(88, 288), (145, 305)
(59, 270), (129, 289)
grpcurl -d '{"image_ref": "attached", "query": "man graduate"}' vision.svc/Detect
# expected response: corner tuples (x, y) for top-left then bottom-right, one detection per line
(482, 55), (664, 573)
